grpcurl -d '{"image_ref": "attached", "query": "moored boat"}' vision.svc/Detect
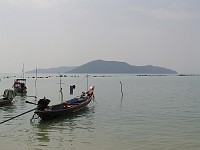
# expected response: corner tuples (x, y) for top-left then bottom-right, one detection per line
(13, 78), (27, 94)
(0, 89), (17, 106)
(34, 86), (95, 120)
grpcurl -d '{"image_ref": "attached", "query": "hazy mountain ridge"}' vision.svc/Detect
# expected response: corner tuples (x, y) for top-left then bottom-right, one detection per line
(67, 60), (177, 74)
(26, 60), (177, 74)
(26, 66), (76, 73)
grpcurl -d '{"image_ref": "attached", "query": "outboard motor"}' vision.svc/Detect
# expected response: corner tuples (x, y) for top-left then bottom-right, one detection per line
(37, 97), (50, 111)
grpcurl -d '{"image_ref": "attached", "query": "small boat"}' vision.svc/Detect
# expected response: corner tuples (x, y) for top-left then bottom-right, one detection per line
(13, 78), (27, 94)
(0, 89), (17, 106)
(13, 63), (27, 94)
(34, 86), (95, 120)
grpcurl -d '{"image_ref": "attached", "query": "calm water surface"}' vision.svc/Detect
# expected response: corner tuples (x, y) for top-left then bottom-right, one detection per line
(0, 74), (200, 150)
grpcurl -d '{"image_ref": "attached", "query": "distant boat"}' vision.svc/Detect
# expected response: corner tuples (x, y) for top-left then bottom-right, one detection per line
(13, 63), (27, 95)
(0, 89), (17, 106)
(13, 78), (27, 94)
(33, 86), (95, 120)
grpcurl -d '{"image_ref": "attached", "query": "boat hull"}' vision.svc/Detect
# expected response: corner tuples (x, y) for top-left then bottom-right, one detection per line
(14, 88), (27, 93)
(0, 98), (13, 106)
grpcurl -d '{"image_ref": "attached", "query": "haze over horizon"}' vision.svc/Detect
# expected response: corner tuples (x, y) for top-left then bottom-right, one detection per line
(1, 0), (200, 74)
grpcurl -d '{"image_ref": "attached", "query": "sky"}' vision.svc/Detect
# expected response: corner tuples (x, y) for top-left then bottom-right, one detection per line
(0, 0), (200, 73)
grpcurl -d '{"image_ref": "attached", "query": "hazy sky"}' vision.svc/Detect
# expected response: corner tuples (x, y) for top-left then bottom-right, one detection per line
(0, 0), (200, 73)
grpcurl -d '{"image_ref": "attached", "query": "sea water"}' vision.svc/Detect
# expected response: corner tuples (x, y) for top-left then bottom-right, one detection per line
(0, 74), (200, 150)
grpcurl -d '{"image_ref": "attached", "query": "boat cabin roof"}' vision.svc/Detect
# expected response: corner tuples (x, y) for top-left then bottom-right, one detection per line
(14, 78), (26, 83)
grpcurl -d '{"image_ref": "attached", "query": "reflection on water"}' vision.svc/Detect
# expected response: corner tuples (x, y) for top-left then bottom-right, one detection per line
(15, 92), (27, 97)
(0, 104), (16, 113)
(29, 106), (95, 149)
(120, 95), (124, 108)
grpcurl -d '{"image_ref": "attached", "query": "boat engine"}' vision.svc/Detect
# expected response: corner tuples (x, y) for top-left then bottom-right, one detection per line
(37, 97), (50, 110)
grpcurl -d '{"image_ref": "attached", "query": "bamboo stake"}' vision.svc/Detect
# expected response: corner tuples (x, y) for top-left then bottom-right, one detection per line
(120, 81), (123, 97)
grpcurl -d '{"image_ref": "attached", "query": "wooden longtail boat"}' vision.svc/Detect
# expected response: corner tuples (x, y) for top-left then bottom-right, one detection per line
(0, 89), (17, 106)
(34, 86), (95, 120)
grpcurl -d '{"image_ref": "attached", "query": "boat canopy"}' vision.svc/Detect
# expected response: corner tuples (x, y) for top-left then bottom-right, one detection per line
(3, 89), (17, 99)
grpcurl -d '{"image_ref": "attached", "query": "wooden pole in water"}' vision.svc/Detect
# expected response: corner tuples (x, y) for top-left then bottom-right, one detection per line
(0, 108), (36, 125)
(120, 81), (123, 97)
(87, 74), (89, 90)
(59, 73), (63, 103)
(22, 62), (25, 79)
(35, 67), (38, 99)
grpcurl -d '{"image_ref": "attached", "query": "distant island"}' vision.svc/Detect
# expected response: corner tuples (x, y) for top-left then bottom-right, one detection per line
(26, 59), (177, 74)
